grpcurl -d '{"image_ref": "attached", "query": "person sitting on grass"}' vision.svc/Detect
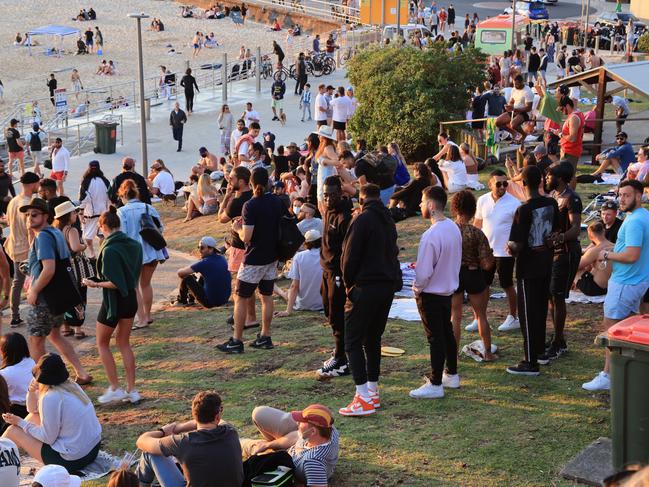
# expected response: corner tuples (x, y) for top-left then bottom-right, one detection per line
(590, 131), (636, 178)
(136, 391), (243, 487)
(32, 464), (82, 487)
(241, 403), (339, 487)
(388, 162), (437, 222)
(296, 202), (323, 235)
(0, 333), (35, 419)
(174, 236), (231, 308)
(2, 353), (102, 471)
(574, 220), (613, 296)
(274, 230), (324, 317)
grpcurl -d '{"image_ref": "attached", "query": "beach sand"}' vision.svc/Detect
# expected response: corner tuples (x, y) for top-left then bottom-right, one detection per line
(0, 0), (311, 117)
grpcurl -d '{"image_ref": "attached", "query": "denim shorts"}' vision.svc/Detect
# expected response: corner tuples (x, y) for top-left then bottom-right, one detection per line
(604, 280), (649, 320)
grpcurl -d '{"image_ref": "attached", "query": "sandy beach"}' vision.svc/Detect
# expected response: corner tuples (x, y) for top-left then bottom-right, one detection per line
(0, 0), (312, 117)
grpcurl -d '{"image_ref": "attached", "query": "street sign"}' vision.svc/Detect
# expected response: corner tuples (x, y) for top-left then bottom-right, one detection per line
(54, 88), (68, 114)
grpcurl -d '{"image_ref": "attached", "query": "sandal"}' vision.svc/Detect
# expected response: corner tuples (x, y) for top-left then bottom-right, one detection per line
(62, 329), (74, 337)
(75, 331), (87, 340)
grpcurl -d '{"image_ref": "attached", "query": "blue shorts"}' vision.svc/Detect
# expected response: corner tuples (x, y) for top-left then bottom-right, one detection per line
(604, 280), (649, 320)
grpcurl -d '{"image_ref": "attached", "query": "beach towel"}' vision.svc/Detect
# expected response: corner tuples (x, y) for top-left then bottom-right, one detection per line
(485, 117), (498, 156)
(594, 174), (622, 185)
(19, 450), (126, 486)
(388, 298), (420, 321)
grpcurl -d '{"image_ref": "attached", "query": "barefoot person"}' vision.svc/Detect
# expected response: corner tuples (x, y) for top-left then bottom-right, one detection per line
(83, 207), (142, 405)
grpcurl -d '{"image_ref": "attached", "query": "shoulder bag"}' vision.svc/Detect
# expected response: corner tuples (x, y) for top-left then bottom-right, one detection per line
(139, 204), (167, 251)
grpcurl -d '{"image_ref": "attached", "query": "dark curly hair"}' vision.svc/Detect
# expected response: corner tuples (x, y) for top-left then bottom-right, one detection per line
(450, 190), (477, 219)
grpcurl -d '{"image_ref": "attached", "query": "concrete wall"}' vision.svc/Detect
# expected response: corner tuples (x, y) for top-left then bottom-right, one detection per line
(631, 0), (649, 20)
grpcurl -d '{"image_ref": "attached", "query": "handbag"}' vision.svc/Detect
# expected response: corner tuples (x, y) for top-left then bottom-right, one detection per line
(38, 229), (83, 316)
(43, 158), (52, 170)
(139, 204), (167, 251)
(64, 227), (96, 282)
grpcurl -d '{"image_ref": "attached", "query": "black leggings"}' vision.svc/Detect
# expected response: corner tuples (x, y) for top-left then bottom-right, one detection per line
(416, 293), (456, 385)
(185, 91), (194, 112)
(179, 275), (213, 308)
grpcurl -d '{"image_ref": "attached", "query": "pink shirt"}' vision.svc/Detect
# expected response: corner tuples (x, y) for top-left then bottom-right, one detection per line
(413, 218), (462, 296)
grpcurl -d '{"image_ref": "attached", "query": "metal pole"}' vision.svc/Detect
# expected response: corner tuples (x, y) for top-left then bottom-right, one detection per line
(583, 0), (591, 48)
(396, 0), (400, 45)
(511, 0), (516, 51)
(135, 17), (148, 174)
(369, 0), (372, 25)
(256, 47), (261, 93)
(222, 53), (228, 102)
(381, 0), (385, 26)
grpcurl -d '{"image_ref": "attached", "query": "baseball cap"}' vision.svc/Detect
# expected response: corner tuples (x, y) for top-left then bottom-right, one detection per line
(20, 172), (40, 185)
(616, 132), (628, 139)
(33, 465), (81, 487)
(0, 438), (19, 487)
(273, 181), (285, 189)
(287, 142), (298, 149)
(601, 200), (618, 211)
(304, 229), (321, 243)
(346, 86), (353, 92)
(32, 122), (40, 131)
(200, 236), (217, 248)
(291, 403), (333, 428)
(533, 145), (547, 155)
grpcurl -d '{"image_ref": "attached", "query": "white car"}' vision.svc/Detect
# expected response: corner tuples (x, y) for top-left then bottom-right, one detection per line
(383, 24), (431, 41)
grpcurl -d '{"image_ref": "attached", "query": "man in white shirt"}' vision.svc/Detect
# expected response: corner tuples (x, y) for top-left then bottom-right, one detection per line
(474, 170), (522, 332)
(49, 138), (70, 196)
(604, 94), (630, 132)
(495, 74), (533, 141)
(314, 84), (328, 128)
(0, 438), (19, 487)
(346, 86), (358, 117)
(275, 229), (324, 316)
(331, 86), (353, 142)
(241, 102), (260, 127)
(235, 122), (260, 164)
(230, 119), (246, 158)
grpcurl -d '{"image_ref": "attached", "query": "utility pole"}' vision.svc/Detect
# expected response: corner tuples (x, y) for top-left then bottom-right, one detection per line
(583, 0), (591, 48)
(128, 12), (150, 175)
(511, 0), (517, 51)
(396, 0), (401, 45)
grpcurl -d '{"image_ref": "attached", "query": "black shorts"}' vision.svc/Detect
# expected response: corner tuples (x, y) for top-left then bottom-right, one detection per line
(97, 289), (138, 327)
(576, 272), (607, 297)
(512, 111), (530, 122)
(333, 120), (346, 130)
(618, 113), (628, 125)
(550, 248), (581, 299)
(316, 120), (328, 127)
(484, 257), (515, 289)
(643, 287), (649, 303)
(454, 267), (487, 295)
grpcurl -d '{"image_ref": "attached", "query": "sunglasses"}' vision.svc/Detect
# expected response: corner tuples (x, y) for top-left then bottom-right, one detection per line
(616, 137), (625, 140)
(495, 181), (509, 188)
(198, 245), (206, 250)
(26, 211), (45, 218)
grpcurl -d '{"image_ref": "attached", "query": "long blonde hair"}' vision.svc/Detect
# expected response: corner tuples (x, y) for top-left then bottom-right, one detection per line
(197, 174), (218, 200)
(39, 380), (91, 408)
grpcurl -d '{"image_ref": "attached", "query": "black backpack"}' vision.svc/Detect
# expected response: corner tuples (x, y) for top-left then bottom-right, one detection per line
(361, 151), (397, 180)
(29, 132), (42, 152)
(277, 214), (304, 262)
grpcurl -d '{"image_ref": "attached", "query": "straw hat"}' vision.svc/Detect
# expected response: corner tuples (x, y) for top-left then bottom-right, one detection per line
(312, 125), (337, 141)
(53, 200), (79, 219)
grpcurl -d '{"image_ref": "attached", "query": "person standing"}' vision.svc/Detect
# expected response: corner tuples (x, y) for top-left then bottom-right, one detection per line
(4, 173), (39, 328)
(409, 186), (462, 399)
(4, 119), (25, 179)
(317, 176), (353, 379)
(300, 84), (312, 123)
(583, 180), (649, 391)
(46, 74), (57, 106)
(94, 26), (103, 52)
(338, 184), (401, 416)
(84, 27), (94, 53)
(108, 157), (151, 206)
(314, 84), (328, 127)
(180, 68), (199, 114)
(527, 47), (541, 84)
(218, 104), (234, 156)
(78, 160), (110, 259)
(24, 123), (45, 176)
(170, 102), (187, 152)
(19, 198), (93, 384)
(543, 163), (582, 363)
(217, 168), (285, 353)
(0, 161), (15, 217)
(473, 170), (521, 332)
(555, 96), (585, 171)
(505, 166), (559, 376)
(271, 78), (286, 125)
(294, 52), (308, 96)
(331, 86), (352, 142)
(49, 138), (70, 196)
(447, 4), (456, 30)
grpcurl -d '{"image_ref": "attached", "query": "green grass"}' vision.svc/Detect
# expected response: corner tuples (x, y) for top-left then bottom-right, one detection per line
(82, 165), (610, 486)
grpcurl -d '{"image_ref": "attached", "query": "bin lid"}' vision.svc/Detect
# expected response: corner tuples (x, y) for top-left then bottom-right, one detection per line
(93, 121), (119, 127)
(607, 315), (649, 345)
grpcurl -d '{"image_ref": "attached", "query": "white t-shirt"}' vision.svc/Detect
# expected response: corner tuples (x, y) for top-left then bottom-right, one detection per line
(0, 439), (19, 487)
(612, 95), (630, 116)
(81, 177), (110, 217)
(238, 140), (250, 157)
(439, 159), (467, 186)
(153, 171), (175, 196)
(331, 96), (353, 123)
(287, 248), (324, 311)
(314, 93), (328, 122)
(230, 128), (244, 155)
(0, 357), (35, 405)
(475, 192), (521, 257)
(510, 86), (534, 110)
(243, 109), (260, 126)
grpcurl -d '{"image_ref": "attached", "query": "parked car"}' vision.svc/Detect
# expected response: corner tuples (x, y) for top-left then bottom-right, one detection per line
(521, 0), (557, 4)
(596, 11), (646, 29)
(383, 24), (432, 41)
(504, 2), (549, 21)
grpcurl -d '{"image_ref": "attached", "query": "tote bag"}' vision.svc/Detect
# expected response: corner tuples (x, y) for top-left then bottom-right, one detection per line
(39, 229), (83, 316)
(139, 204), (167, 251)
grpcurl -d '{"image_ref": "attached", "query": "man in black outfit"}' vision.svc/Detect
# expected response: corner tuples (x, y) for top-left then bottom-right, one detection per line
(294, 52), (308, 95)
(0, 160), (16, 216)
(506, 166), (559, 376)
(527, 47), (541, 84)
(338, 184), (401, 416)
(170, 101), (187, 151)
(46, 74), (57, 106)
(542, 162), (582, 363)
(108, 157), (151, 206)
(317, 175), (353, 379)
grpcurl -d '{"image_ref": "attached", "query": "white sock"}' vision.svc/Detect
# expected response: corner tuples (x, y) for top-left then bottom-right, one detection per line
(367, 381), (378, 393)
(355, 383), (368, 398)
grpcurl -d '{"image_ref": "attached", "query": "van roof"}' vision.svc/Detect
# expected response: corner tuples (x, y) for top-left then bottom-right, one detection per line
(477, 14), (530, 29)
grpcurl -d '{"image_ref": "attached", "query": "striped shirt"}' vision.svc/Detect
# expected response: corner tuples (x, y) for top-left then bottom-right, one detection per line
(302, 90), (312, 104)
(289, 427), (339, 486)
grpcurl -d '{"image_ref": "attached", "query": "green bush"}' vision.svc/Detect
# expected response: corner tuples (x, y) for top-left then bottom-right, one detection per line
(637, 33), (649, 53)
(346, 44), (486, 159)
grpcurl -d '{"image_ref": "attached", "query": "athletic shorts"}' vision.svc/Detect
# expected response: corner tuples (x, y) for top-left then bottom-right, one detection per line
(333, 120), (346, 130)
(227, 246), (245, 273)
(271, 99), (284, 110)
(27, 301), (63, 337)
(82, 216), (100, 241)
(484, 257), (515, 289)
(454, 267), (487, 295)
(550, 248), (581, 299)
(316, 120), (328, 127)
(50, 170), (65, 181)
(576, 271), (607, 297)
(97, 289), (138, 327)
(236, 261), (277, 298)
(604, 280), (649, 320)
(8, 151), (24, 160)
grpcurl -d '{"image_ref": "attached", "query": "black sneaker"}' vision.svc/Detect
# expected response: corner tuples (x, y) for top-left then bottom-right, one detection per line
(540, 341), (568, 364)
(10, 318), (23, 328)
(249, 334), (274, 350)
(216, 337), (244, 354)
(171, 299), (192, 308)
(272, 116), (279, 121)
(506, 361), (540, 376)
(317, 357), (350, 378)
(226, 315), (234, 325)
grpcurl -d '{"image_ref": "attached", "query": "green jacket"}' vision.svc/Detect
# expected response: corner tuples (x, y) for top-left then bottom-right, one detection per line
(97, 231), (143, 322)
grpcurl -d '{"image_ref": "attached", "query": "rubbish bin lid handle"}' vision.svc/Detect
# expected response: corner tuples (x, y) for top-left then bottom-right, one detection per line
(608, 315), (649, 345)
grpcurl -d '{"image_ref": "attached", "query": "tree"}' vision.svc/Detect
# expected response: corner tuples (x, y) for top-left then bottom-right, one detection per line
(347, 44), (486, 159)
(637, 33), (649, 53)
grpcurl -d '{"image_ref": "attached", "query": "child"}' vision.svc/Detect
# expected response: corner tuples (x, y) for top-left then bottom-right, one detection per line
(300, 83), (312, 122)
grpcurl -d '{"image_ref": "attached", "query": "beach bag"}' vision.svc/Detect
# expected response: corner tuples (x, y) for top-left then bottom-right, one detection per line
(361, 151), (397, 181)
(38, 229), (83, 316)
(139, 204), (167, 251)
(276, 214), (304, 262)
(43, 158), (52, 170)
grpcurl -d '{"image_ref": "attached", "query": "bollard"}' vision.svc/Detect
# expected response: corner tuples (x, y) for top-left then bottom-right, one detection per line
(595, 35), (599, 53)
(221, 53), (228, 103)
(185, 59), (190, 71)
(256, 46), (261, 93)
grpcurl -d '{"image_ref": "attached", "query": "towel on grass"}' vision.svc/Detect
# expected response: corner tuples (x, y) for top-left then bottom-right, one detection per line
(20, 450), (126, 486)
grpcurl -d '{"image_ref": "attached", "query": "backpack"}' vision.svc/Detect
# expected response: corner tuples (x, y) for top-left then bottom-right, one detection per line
(360, 151), (397, 181)
(277, 214), (304, 262)
(29, 132), (42, 152)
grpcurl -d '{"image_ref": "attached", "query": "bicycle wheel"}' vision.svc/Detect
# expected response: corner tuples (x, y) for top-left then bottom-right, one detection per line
(274, 69), (287, 81)
(305, 60), (314, 76)
(289, 64), (297, 80)
(322, 63), (333, 76)
(311, 61), (324, 77)
(325, 56), (336, 71)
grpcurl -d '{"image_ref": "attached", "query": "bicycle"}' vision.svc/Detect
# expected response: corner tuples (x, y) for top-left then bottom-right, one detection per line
(273, 64), (292, 81)
(339, 46), (356, 67)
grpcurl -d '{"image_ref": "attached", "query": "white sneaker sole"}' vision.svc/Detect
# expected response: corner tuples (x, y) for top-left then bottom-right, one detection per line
(465, 322), (478, 332)
(409, 392), (444, 399)
(498, 322), (520, 332)
(338, 408), (376, 416)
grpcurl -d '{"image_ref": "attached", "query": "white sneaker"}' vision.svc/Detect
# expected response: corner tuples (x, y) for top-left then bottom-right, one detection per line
(123, 390), (141, 404)
(442, 372), (460, 389)
(464, 319), (478, 332)
(582, 372), (610, 391)
(498, 315), (520, 332)
(409, 378), (444, 399)
(98, 387), (128, 404)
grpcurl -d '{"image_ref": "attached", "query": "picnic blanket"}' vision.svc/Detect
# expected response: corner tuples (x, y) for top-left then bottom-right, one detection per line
(19, 450), (126, 486)
(594, 174), (622, 185)
(389, 298), (420, 321)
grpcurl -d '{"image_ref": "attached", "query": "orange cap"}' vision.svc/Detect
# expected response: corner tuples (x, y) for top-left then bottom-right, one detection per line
(291, 404), (334, 428)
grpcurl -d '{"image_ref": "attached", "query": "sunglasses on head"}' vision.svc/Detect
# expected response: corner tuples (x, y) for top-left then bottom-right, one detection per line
(495, 181), (508, 188)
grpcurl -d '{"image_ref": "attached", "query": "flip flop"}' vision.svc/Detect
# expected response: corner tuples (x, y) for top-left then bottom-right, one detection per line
(61, 330), (74, 337)
(132, 323), (150, 330)
(74, 332), (87, 340)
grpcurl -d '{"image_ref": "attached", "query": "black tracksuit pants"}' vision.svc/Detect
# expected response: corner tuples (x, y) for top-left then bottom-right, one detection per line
(517, 275), (551, 366)
(322, 271), (346, 360)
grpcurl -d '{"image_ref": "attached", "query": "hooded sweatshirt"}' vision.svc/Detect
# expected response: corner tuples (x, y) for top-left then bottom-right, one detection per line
(321, 197), (353, 274)
(341, 199), (402, 290)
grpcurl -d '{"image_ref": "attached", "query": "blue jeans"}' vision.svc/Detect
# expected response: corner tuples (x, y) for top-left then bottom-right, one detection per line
(137, 452), (185, 487)
(379, 185), (395, 206)
(301, 102), (311, 121)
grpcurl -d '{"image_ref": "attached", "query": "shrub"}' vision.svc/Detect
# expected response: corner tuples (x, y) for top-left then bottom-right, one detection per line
(637, 33), (649, 53)
(347, 44), (486, 159)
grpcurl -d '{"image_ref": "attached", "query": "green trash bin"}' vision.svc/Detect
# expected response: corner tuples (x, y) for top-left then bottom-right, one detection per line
(597, 314), (649, 471)
(93, 121), (119, 154)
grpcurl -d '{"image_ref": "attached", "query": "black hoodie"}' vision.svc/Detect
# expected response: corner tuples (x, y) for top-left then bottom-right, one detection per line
(341, 199), (402, 291)
(321, 197), (353, 274)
